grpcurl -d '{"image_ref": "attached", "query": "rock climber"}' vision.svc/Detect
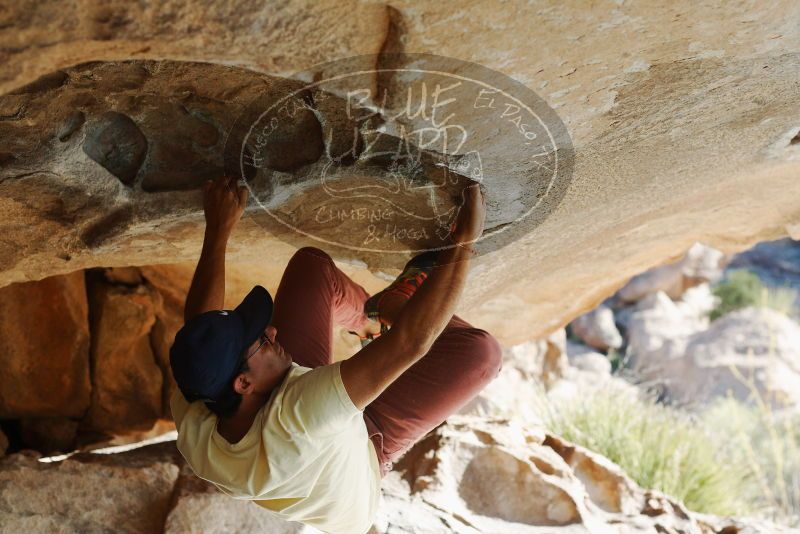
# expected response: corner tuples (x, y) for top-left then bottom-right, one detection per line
(168, 174), (502, 534)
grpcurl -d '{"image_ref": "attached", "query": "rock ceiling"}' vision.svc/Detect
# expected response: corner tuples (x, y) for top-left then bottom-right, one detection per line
(1, 0), (799, 344)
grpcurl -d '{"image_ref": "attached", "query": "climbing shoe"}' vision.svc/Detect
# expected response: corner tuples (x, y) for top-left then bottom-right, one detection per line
(363, 250), (440, 325)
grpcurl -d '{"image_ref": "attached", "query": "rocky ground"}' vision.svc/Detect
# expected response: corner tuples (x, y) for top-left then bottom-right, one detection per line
(1, 418), (790, 534)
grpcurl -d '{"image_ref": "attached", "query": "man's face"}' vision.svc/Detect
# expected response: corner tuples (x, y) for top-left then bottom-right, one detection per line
(240, 324), (293, 395)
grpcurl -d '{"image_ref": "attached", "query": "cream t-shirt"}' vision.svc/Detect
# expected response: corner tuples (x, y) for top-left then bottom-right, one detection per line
(170, 360), (382, 534)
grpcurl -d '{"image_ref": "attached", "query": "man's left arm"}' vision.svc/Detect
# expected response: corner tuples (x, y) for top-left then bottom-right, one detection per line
(184, 175), (248, 322)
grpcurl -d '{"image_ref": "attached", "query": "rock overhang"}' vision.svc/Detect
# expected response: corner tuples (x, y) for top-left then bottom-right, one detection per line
(0, 53), (572, 275)
(0, 1), (799, 346)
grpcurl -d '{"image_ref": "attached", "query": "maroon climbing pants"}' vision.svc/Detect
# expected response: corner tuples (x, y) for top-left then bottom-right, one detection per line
(270, 247), (503, 477)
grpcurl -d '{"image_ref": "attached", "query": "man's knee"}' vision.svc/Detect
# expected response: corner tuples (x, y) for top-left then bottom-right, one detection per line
(466, 329), (503, 379)
(290, 246), (333, 268)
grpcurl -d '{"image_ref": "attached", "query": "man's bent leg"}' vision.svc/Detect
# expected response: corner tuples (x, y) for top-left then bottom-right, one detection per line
(363, 315), (502, 476)
(271, 247), (373, 369)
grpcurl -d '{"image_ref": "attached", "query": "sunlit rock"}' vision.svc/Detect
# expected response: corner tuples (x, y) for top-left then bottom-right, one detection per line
(569, 304), (623, 352)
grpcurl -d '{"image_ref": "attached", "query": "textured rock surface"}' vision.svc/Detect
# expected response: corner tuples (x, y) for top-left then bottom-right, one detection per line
(0, 271), (90, 418)
(1, 3), (798, 530)
(0, 260), (375, 446)
(0, 422), (786, 534)
(0, 2), (798, 346)
(377, 416), (788, 533)
(164, 463), (306, 534)
(83, 271), (164, 433)
(0, 58), (472, 285)
(0, 445), (179, 533)
(82, 111), (149, 185)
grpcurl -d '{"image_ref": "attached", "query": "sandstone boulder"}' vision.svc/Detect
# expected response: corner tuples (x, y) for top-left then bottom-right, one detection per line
(380, 415), (784, 533)
(139, 265), (191, 417)
(83, 272), (163, 433)
(657, 307), (800, 410)
(615, 242), (728, 304)
(103, 266), (144, 286)
(506, 328), (569, 388)
(547, 339), (629, 407)
(565, 340), (612, 376)
(623, 286), (715, 375)
(0, 58), (476, 290)
(0, 445), (179, 533)
(0, 270), (90, 418)
(164, 463), (306, 534)
(568, 303), (622, 351)
(622, 275), (800, 410)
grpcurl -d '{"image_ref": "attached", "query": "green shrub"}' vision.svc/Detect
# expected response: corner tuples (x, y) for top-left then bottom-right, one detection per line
(708, 269), (799, 321)
(605, 346), (626, 373)
(709, 269), (765, 321)
(537, 388), (756, 516)
(702, 395), (800, 525)
(537, 381), (800, 525)
(761, 285), (800, 319)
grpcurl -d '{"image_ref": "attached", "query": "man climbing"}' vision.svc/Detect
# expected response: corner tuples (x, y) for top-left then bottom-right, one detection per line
(169, 174), (502, 534)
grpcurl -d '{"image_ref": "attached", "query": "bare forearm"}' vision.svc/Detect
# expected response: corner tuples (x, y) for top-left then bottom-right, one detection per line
(340, 183), (485, 410)
(340, 244), (474, 410)
(184, 228), (229, 322)
(391, 245), (473, 353)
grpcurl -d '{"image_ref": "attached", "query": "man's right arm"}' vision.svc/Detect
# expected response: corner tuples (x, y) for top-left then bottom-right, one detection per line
(340, 184), (486, 411)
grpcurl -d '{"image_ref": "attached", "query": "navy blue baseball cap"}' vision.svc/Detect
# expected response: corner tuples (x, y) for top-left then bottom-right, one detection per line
(169, 285), (273, 403)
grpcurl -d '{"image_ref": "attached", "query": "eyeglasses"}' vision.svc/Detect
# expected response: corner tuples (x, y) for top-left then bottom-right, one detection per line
(245, 331), (273, 361)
